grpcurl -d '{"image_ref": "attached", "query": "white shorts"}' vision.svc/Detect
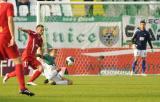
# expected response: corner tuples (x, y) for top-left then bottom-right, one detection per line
(37, 57), (57, 79)
(134, 49), (147, 57)
(50, 67), (66, 81)
(37, 57), (68, 85)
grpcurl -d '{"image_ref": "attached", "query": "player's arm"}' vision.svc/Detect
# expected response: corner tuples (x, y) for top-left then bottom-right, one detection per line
(148, 32), (153, 49)
(18, 27), (30, 33)
(8, 16), (15, 47)
(37, 47), (43, 57)
(18, 27), (36, 36)
(56, 67), (61, 72)
(131, 31), (137, 44)
(130, 30), (137, 48)
(61, 77), (68, 80)
(7, 4), (15, 47)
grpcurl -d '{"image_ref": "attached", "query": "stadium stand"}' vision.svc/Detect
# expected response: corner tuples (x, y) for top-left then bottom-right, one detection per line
(15, 0), (31, 16)
(6, 0), (160, 17)
(71, 0), (86, 16)
(93, 0), (105, 16)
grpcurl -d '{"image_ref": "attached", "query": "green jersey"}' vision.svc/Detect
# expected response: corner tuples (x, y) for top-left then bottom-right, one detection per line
(43, 54), (56, 65)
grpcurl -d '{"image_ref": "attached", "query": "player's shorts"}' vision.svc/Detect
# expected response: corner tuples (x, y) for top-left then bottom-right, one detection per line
(0, 36), (19, 60)
(23, 57), (41, 69)
(37, 57), (57, 79)
(43, 66), (58, 80)
(134, 49), (147, 57)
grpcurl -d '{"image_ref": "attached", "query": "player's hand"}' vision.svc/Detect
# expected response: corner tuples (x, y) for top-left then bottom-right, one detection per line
(18, 27), (23, 31)
(8, 37), (15, 47)
(128, 42), (132, 48)
(132, 44), (136, 49)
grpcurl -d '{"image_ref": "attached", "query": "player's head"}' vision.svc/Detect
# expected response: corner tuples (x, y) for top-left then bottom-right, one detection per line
(36, 24), (44, 35)
(139, 20), (146, 31)
(49, 49), (58, 57)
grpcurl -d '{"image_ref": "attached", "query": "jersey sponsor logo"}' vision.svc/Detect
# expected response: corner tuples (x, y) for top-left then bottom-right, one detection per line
(99, 26), (119, 47)
(139, 37), (144, 41)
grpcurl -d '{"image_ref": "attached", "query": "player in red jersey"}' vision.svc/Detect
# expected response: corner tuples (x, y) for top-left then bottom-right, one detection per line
(0, 0), (34, 96)
(21, 25), (44, 85)
(4, 24), (44, 86)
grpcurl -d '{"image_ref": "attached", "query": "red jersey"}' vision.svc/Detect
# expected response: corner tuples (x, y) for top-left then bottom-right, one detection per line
(0, 2), (14, 37)
(22, 30), (43, 60)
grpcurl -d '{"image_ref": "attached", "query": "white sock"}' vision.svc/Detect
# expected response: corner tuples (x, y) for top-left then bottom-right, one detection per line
(58, 67), (66, 77)
(56, 80), (68, 85)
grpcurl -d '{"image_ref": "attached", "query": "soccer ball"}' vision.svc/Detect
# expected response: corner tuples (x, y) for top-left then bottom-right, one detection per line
(66, 56), (75, 66)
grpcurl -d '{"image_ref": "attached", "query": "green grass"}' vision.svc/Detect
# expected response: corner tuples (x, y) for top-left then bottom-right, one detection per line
(0, 75), (160, 102)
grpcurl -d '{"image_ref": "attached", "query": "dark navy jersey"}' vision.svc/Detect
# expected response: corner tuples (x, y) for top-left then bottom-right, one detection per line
(131, 28), (153, 50)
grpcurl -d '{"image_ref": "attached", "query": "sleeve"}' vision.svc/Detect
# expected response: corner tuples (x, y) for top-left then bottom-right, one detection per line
(27, 30), (36, 36)
(131, 30), (137, 44)
(7, 3), (14, 17)
(147, 32), (153, 49)
(43, 54), (50, 60)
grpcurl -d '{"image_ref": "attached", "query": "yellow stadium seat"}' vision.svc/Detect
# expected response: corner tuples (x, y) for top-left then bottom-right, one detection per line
(71, 0), (86, 16)
(93, 0), (105, 16)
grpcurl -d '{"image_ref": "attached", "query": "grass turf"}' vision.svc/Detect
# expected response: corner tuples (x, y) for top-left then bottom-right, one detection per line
(0, 75), (160, 102)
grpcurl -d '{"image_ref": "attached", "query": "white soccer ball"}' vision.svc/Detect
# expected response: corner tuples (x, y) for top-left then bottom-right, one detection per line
(66, 56), (75, 66)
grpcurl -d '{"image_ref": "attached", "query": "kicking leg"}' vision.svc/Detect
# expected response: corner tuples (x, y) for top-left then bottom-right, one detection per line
(27, 65), (43, 86)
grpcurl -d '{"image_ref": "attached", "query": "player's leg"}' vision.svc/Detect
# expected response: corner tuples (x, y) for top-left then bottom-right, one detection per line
(3, 70), (16, 84)
(66, 79), (73, 85)
(3, 61), (28, 83)
(6, 44), (34, 96)
(43, 66), (58, 84)
(58, 67), (66, 77)
(141, 50), (147, 74)
(7, 71), (16, 77)
(55, 80), (69, 85)
(12, 57), (26, 89)
(132, 49), (139, 74)
(38, 59), (58, 84)
(44, 79), (49, 84)
(142, 57), (146, 73)
(53, 78), (73, 85)
(44, 69), (57, 80)
(54, 72), (73, 85)
(27, 59), (43, 85)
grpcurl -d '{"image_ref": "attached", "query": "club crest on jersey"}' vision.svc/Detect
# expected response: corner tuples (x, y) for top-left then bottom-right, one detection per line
(99, 26), (119, 47)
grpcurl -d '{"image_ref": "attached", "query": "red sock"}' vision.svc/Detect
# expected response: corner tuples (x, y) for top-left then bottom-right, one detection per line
(29, 70), (42, 82)
(15, 64), (26, 90)
(8, 71), (16, 78)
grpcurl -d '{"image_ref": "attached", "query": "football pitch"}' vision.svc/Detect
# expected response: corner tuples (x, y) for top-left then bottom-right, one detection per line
(0, 75), (160, 102)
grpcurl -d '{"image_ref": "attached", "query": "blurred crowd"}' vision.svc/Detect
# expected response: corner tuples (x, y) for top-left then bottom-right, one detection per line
(7, 0), (160, 17)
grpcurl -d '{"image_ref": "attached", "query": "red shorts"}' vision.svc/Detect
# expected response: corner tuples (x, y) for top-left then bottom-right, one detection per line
(0, 37), (19, 60)
(22, 57), (41, 70)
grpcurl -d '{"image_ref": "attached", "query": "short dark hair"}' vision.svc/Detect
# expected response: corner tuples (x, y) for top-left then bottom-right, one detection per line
(36, 24), (44, 28)
(140, 20), (146, 24)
